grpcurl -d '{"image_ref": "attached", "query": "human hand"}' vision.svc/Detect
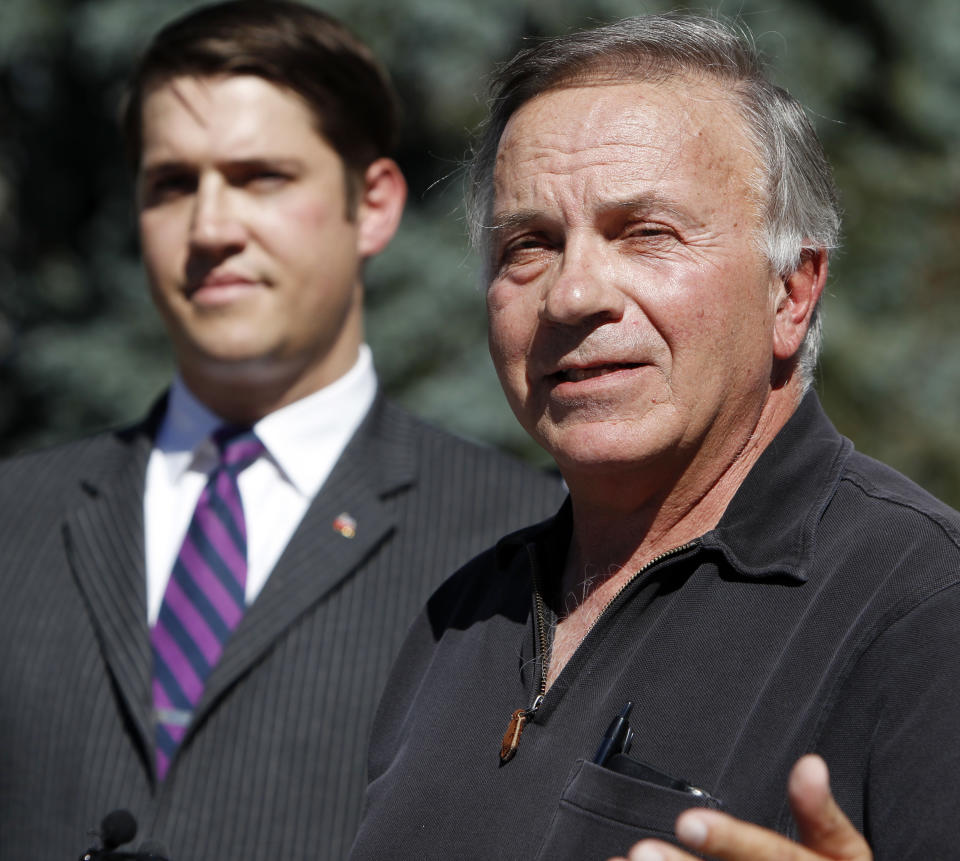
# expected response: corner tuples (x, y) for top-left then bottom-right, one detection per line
(610, 755), (872, 861)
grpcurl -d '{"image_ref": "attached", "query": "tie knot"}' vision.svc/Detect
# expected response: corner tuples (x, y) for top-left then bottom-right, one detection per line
(212, 426), (264, 472)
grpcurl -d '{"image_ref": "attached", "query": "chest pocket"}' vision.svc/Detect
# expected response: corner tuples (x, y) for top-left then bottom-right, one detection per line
(534, 759), (722, 861)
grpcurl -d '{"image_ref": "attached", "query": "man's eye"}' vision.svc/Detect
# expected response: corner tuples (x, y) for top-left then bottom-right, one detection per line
(623, 223), (678, 242)
(142, 174), (196, 204)
(500, 236), (549, 263)
(242, 171), (291, 190)
(494, 237), (555, 282)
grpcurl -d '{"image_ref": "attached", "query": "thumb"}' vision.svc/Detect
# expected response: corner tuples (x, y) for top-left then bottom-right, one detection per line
(788, 754), (871, 859)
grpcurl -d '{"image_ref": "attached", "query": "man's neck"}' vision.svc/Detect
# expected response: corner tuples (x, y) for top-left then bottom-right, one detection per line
(564, 385), (802, 590)
(179, 353), (363, 426)
(543, 387), (803, 690)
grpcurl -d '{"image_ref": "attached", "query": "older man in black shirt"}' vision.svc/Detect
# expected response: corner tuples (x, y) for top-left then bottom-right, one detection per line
(350, 14), (960, 861)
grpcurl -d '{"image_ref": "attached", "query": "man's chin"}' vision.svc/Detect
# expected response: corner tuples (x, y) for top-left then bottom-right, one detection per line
(542, 431), (653, 473)
(178, 349), (291, 386)
(537, 411), (656, 456)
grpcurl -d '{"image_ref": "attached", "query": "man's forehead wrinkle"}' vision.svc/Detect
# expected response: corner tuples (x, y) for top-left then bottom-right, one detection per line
(497, 110), (685, 186)
(494, 144), (680, 216)
(514, 112), (676, 154)
(490, 79), (765, 240)
(496, 137), (673, 200)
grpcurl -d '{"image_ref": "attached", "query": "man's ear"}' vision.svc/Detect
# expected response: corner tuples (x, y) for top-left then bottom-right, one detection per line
(772, 247), (829, 361)
(356, 157), (407, 258)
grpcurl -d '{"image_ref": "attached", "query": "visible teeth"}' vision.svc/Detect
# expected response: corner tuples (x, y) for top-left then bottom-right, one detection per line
(565, 365), (619, 382)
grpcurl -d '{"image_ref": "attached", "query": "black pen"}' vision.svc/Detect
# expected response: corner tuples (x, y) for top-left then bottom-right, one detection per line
(592, 701), (634, 766)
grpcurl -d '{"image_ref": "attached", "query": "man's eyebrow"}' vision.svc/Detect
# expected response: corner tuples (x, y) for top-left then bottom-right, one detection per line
(489, 196), (695, 234)
(141, 156), (303, 176)
(598, 195), (691, 222)
(488, 209), (548, 235)
(140, 159), (192, 177)
(222, 156), (304, 173)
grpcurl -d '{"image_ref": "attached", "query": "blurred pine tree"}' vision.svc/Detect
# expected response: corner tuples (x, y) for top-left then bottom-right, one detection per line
(1, 0), (957, 503)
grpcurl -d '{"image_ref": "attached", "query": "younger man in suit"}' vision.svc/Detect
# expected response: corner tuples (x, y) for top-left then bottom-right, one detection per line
(0, 2), (562, 859)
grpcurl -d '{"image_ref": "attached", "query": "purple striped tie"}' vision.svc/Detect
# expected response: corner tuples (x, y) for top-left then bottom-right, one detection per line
(151, 426), (264, 781)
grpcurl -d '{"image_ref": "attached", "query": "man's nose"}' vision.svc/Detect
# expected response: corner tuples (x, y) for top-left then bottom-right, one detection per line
(539, 244), (625, 326)
(188, 177), (247, 254)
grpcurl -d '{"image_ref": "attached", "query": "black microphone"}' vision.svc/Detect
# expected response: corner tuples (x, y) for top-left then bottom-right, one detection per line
(100, 809), (137, 851)
(78, 809), (138, 861)
(79, 809), (171, 861)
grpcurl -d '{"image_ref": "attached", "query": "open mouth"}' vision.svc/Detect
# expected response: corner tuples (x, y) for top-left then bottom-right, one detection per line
(554, 363), (643, 382)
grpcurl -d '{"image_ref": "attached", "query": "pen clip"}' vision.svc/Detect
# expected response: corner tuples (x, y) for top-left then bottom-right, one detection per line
(593, 701), (633, 766)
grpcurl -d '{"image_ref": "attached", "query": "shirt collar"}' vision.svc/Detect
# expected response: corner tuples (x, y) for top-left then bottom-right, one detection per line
(702, 390), (851, 583)
(255, 345), (377, 497)
(154, 344), (378, 497)
(153, 380), (222, 481)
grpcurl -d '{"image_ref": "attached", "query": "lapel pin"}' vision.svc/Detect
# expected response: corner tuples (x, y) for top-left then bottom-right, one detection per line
(332, 513), (357, 539)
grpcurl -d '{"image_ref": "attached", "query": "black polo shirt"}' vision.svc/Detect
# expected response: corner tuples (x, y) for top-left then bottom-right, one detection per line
(351, 394), (960, 860)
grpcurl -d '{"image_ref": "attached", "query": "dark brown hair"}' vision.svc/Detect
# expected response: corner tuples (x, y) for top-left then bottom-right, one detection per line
(121, 0), (400, 184)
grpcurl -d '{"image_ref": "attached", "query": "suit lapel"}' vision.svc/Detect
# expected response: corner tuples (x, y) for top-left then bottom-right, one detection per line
(196, 396), (416, 721)
(63, 422), (157, 768)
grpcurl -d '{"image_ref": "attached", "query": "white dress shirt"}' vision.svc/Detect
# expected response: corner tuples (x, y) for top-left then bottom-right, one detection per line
(144, 345), (377, 625)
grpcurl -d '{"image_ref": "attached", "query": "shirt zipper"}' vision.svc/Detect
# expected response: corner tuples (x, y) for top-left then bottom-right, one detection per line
(498, 539), (699, 764)
(498, 564), (549, 763)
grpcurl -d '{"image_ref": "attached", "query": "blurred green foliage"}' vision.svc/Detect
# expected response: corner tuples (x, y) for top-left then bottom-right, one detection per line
(1, 0), (958, 505)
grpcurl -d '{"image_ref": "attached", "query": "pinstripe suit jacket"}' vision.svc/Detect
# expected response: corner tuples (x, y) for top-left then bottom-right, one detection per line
(0, 393), (564, 860)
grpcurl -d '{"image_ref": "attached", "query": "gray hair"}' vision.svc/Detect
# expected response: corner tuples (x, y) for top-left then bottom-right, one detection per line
(466, 13), (841, 387)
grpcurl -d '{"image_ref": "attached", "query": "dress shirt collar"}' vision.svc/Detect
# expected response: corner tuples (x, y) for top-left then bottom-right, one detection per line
(154, 344), (378, 497)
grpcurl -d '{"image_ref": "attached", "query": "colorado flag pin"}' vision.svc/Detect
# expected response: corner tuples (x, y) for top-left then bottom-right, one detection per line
(332, 513), (357, 539)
